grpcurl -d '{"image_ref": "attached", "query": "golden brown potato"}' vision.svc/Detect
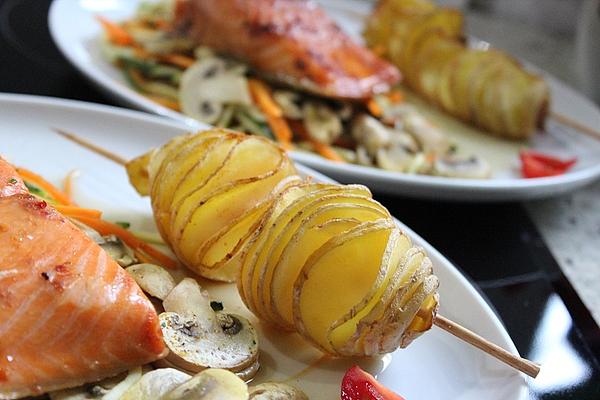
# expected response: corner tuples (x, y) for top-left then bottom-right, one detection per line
(365, 0), (549, 139)
(128, 129), (439, 356)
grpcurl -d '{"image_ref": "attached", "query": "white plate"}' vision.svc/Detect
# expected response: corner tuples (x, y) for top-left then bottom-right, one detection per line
(48, 0), (600, 201)
(0, 93), (528, 399)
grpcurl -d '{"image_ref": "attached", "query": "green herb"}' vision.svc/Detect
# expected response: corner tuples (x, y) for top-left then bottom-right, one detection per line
(8, 178), (17, 184)
(210, 301), (224, 311)
(25, 182), (48, 198)
(116, 221), (131, 229)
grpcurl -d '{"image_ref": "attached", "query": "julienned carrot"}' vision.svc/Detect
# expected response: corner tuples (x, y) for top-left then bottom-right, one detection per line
(248, 79), (283, 118)
(96, 16), (134, 46)
(145, 94), (181, 111)
(74, 216), (178, 270)
(134, 250), (154, 265)
(55, 205), (102, 219)
(387, 90), (404, 103)
(158, 54), (196, 69)
(366, 98), (383, 117)
(247, 78), (295, 147)
(17, 168), (73, 205)
(289, 120), (345, 163)
(266, 115), (293, 149)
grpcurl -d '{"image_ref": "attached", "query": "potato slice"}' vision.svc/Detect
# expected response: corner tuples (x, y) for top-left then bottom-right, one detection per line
(268, 217), (361, 329)
(237, 182), (312, 312)
(199, 175), (303, 271)
(120, 368), (191, 400)
(293, 220), (396, 353)
(262, 201), (391, 327)
(162, 369), (248, 400)
(244, 185), (379, 321)
(125, 263), (176, 300)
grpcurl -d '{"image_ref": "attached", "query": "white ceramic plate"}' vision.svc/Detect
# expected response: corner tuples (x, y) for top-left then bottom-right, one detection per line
(0, 93), (528, 399)
(48, 0), (600, 201)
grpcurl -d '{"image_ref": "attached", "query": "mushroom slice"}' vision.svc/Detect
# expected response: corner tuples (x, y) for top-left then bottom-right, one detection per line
(49, 368), (142, 400)
(125, 263), (176, 300)
(180, 57), (252, 124)
(154, 352), (260, 382)
(433, 155), (492, 179)
(120, 368), (191, 400)
(160, 279), (259, 374)
(98, 235), (137, 267)
(272, 90), (303, 119)
(351, 114), (391, 157)
(303, 102), (343, 145)
(402, 112), (450, 154)
(375, 147), (414, 172)
(249, 383), (308, 400)
(162, 369), (248, 400)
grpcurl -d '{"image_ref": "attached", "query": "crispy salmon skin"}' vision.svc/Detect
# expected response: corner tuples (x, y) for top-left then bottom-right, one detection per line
(176, 0), (401, 99)
(0, 161), (165, 399)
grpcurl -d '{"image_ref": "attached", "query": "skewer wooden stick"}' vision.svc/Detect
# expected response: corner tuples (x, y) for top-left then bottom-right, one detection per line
(433, 314), (540, 378)
(53, 128), (128, 166)
(550, 111), (600, 141)
(54, 127), (541, 378)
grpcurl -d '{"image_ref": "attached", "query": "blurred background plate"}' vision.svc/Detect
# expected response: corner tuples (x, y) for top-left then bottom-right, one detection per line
(48, 0), (600, 201)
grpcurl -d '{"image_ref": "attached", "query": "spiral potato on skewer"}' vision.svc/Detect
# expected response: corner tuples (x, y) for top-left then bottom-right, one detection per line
(127, 129), (439, 356)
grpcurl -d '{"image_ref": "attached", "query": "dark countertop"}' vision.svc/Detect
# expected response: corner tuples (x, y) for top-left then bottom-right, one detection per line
(1, 0), (599, 398)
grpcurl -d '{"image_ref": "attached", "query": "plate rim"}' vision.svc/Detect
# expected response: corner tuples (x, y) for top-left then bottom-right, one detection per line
(47, 0), (600, 201)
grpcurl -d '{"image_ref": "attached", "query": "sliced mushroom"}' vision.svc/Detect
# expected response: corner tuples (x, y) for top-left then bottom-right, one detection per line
(355, 145), (373, 166)
(375, 146), (414, 172)
(120, 368), (191, 400)
(272, 90), (303, 119)
(401, 112), (449, 154)
(303, 102), (343, 145)
(162, 369), (248, 400)
(351, 114), (391, 157)
(180, 57), (252, 124)
(125, 263), (176, 300)
(98, 235), (137, 267)
(433, 155), (492, 179)
(160, 279), (259, 378)
(249, 383), (308, 400)
(48, 369), (141, 400)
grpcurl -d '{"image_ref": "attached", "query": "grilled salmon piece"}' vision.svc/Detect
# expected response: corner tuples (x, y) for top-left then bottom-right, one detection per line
(176, 0), (401, 99)
(0, 161), (165, 399)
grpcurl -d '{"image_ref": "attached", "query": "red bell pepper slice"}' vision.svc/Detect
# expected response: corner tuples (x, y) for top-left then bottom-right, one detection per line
(341, 365), (405, 400)
(520, 150), (577, 178)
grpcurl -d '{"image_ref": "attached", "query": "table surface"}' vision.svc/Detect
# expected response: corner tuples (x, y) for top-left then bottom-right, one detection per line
(1, 0), (599, 398)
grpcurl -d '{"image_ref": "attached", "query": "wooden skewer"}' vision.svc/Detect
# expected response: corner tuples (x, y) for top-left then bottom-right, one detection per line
(55, 127), (541, 379)
(433, 314), (540, 378)
(53, 128), (128, 166)
(550, 111), (600, 141)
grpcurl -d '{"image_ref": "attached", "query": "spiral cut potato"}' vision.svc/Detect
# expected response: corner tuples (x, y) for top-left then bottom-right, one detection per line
(127, 129), (439, 356)
(364, 0), (550, 139)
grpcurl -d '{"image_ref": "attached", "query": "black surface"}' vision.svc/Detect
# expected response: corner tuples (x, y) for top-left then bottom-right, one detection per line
(1, 0), (599, 398)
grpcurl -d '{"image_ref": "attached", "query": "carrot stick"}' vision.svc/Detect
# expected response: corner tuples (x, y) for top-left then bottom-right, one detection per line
(17, 168), (73, 205)
(387, 90), (404, 103)
(134, 250), (154, 264)
(96, 16), (134, 46)
(247, 78), (295, 147)
(75, 216), (178, 270)
(366, 98), (383, 117)
(145, 94), (181, 111)
(248, 79), (283, 118)
(289, 120), (345, 163)
(55, 205), (102, 219)
(157, 54), (196, 69)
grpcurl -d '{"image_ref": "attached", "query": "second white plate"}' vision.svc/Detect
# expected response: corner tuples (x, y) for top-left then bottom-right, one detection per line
(48, 0), (600, 201)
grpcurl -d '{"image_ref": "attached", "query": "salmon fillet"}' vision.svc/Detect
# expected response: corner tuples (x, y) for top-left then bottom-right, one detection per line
(176, 0), (401, 99)
(0, 161), (165, 399)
